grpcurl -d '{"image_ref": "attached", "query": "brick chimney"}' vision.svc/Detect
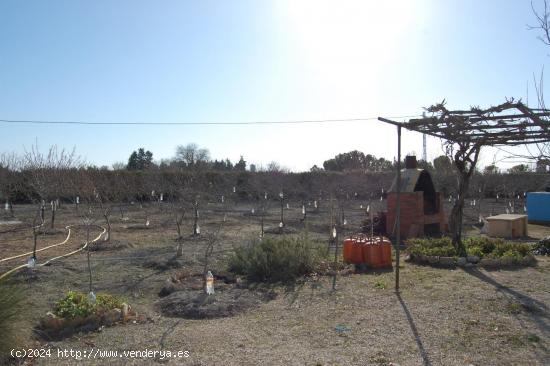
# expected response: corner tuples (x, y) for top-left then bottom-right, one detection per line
(405, 155), (417, 169)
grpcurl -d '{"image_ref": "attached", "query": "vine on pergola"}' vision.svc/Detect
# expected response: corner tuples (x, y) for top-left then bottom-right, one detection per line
(383, 98), (550, 255)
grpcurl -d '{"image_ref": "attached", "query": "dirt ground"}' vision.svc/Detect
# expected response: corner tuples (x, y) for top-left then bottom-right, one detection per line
(1, 198), (549, 365)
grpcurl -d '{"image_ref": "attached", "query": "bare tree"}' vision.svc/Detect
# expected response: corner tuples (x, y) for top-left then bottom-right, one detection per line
(201, 223), (224, 293)
(530, 0), (550, 46)
(192, 198), (200, 236)
(0, 153), (21, 218)
(174, 204), (185, 257)
(21, 144), (84, 229)
(522, 0), (550, 166)
(174, 143), (210, 169)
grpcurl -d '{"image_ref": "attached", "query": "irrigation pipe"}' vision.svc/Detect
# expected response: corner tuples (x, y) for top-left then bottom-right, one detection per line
(0, 225), (106, 281)
(0, 226), (72, 263)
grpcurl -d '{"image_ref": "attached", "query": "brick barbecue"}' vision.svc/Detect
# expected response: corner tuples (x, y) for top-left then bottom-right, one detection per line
(385, 156), (447, 238)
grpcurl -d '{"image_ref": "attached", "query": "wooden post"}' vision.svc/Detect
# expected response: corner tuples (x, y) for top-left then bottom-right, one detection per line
(395, 125), (402, 292)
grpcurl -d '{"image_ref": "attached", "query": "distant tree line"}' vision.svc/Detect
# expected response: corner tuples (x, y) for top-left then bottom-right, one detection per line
(320, 150), (394, 172)
(0, 145), (548, 208)
(124, 143), (248, 173)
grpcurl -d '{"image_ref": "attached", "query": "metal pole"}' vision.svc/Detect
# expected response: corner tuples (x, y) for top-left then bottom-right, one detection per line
(280, 195), (284, 226)
(332, 226), (338, 291)
(395, 126), (402, 291)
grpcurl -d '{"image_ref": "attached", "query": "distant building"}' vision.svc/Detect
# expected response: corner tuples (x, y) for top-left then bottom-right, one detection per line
(249, 164), (256, 172)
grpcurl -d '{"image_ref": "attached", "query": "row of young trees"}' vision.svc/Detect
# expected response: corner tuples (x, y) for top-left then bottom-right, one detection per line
(1, 147), (548, 211)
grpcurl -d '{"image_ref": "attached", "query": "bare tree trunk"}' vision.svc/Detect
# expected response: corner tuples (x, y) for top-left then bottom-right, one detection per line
(175, 208), (184, 257)
(103, 209), (111, 242)
(86, 224), (93, 294)
(8, 201), (14, 218)
(301, 200), (307, 227)
(50, 202), (56, 229)
(193, 201), (199, 236)
(260, 214), (264, 238)
(202, 223), (223, 292)
(32, 226), (38, 259)
(450, 173), (469, 256)
(176, 216), (182, 239)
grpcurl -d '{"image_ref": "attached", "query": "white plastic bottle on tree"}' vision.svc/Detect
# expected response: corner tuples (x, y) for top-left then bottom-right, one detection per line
(206, 271), (214, 295)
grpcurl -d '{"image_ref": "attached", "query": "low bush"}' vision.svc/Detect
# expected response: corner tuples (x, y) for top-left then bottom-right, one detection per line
(407, 237), (455, 257)
(0, 280), (23, 361)
(485, 241), (531, 259)
(464, 237), (502, 255)
(228, 233), (327, 283)
(407, 236), (534, 263)
(54, 291), (124, 319)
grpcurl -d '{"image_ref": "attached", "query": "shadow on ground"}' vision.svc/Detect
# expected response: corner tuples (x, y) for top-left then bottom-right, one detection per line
(396, 292), (432, 366)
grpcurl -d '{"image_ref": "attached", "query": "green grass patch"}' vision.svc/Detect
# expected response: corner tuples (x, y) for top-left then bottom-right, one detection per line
(374, 280), (386, 290)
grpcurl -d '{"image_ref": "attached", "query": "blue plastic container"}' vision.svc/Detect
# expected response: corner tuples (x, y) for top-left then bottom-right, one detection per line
(526, 192), (550, 223)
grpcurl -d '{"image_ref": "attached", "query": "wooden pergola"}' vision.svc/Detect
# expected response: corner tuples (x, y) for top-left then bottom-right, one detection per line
(378, 99), (550, 291)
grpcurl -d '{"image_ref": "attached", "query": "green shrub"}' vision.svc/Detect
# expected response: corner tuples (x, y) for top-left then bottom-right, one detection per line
(54, 291), (124, 319)
(407, 237), (455, 257)
(0, 280), (23, 360)
(95, 293), (123, 312)
(228, 234), (326, 283)
(486, 242), (531, 260)
(466, 246), (484, 258)
(407, 236), (532, 264)
(464, 237), (502, 254)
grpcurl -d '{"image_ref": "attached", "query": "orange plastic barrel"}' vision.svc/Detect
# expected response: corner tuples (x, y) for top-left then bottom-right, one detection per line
(343, 238), (354, 264)
(363, 238), (382, 268)
(350, 239), (364, 264)
(380, 238), (392, 268)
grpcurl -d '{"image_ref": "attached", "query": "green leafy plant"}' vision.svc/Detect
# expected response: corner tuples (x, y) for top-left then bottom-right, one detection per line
(54, 291), (124, 319)
(228, 233), (326, 283)
(464, 237), (502, 254)
(95, 293), (123, 312)
(466, 246), (484, 258)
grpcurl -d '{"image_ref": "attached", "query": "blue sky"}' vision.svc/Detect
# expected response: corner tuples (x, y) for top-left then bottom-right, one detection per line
(0, 0), (548, 171)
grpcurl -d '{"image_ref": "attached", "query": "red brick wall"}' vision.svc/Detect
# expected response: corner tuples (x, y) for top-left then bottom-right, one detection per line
(386, 192), (424, 238)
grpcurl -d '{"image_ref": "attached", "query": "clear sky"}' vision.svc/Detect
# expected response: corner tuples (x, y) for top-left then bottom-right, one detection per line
(0, 0), (548, 171)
